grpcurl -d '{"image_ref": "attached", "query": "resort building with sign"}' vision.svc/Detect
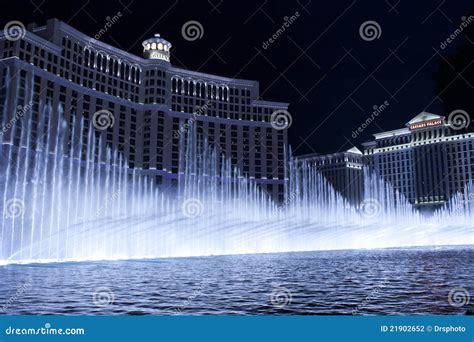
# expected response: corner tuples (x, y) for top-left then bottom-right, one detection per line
(288, 112), (473, 210)
(363, 112), (474, 208)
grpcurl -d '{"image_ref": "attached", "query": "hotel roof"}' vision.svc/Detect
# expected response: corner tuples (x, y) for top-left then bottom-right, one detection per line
(297, 146), (362, 159)
(373, 112), (446, 140)
(406, 112), (444, 126)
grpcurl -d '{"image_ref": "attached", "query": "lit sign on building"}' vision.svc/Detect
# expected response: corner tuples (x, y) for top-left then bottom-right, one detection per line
(150, 51), (170, 61)
(409, 119), (443, 130)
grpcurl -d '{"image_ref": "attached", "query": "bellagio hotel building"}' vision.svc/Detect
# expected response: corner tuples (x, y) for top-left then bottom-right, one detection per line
(0, 19), (289, 200)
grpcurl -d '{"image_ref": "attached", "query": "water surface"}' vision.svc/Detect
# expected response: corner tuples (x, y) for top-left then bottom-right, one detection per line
(0, 246), (472, 315)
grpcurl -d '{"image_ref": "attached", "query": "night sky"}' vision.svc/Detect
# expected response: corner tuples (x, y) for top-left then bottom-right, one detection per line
(1, 0), (473, 155)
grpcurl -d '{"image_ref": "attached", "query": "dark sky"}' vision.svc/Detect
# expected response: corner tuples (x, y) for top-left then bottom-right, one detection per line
(1, 0), (473, 155)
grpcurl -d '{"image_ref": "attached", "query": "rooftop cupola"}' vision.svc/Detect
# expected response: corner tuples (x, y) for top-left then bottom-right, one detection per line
(142, 34), (172, 62)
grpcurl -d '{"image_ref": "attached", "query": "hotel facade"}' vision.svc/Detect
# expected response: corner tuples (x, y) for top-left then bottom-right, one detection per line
(363, 112), (474, 208)
(296, 147), (364, 205)
(0, 19), (288, 200)
(299, 112), (474, 209)
(1, 19), (472, 208)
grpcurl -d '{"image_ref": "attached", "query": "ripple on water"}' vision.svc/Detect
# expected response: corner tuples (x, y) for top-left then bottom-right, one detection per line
(0, 247), (472, 315)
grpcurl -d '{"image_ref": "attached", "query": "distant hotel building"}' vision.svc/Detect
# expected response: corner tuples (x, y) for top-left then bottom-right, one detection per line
(298, 112), (474, 209)
(363, 112), (474, 208)
(0, 19), (288, 199)
(297, 147), (364, 205)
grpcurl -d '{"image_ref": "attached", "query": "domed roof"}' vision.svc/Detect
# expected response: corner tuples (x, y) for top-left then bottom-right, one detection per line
(142, 34), (172, 62)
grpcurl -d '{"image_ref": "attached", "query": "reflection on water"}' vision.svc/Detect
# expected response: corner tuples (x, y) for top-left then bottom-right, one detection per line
(0, 246), (472, 315)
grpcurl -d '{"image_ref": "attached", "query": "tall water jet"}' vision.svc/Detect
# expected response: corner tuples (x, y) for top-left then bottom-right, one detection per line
(0, 102), (473, 264)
